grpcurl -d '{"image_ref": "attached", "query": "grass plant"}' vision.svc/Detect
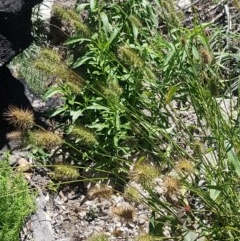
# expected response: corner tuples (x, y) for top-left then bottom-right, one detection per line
(13, 0), (240, 240)
(0, 160), (35, 241)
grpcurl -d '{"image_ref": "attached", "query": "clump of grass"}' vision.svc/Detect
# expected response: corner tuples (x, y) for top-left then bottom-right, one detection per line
(102, 81), (123, 100)
(53, 5), (90, 36)
(4, 106), (34, 130)
(0, 160), (35, 241)
(34, 48), (83, 87)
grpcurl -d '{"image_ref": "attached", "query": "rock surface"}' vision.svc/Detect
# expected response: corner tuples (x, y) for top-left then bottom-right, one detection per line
(0, 0), (44, 148)
(0, 0), (42, 66)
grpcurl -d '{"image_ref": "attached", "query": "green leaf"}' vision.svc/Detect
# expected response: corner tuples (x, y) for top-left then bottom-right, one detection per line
(209, 180), (221, 201)
(100, 12), (112, 34)
(86, 103), (109, 111)
(192, 45), (200, 60)
(90, 123), (109, 131)
(47, 106), (68, 117)
(70, 110), (83, 122)
(107, 27), (120, 46)
(44, 87), (64, 99)
(225, 141), (240, 177)
(64, 37), (90, 45)
(132, 25), (139, 40)
(165, 85), (179, 103)
(149, 211), (165, 236)
(90, 0), (97, 11)
(76, 3), (89, 12)
(73, 56), (93, 68)
(183, 230), (203, 241)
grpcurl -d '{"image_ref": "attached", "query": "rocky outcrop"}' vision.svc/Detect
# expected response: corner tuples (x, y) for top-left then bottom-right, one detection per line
(0, 0), (43, 66)
(0, 0), (43, 148)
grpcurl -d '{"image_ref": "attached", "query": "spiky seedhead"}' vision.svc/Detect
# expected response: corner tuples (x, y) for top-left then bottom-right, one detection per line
(144, 67), (156, 80)
(130, 161), (159, 188)
(200, 47), (213, 64)
(174, 159), (194, 174)
(88, 184), (113, 200)
(35, 49), (83, 88)
(66, 81), (82, 94)
(192, 140), (203, 155)
(6, 130), (27, 148)
(53, 6), (90, 36)
(163, 176), (180, 195)
(28, 130), (63, 148)
(129, 15), (142, 28)
(233, 0), (240, 9)
(102, 81), (123, 99)
(40, 48), (62, 64)
(4, 106), (34, 130)
(118, 45), (144, 69)
(112, 229), (124, 237)
(134, 234), (153, 241)
(161, 0), (182, 27)
(124, 186), (142, 203)
(112, 205), (135, 222)
(70, 126), (97, 146)
(50, 165), (79, 181)
(87, 233), (108, 241)
(6, 131), (23, 141)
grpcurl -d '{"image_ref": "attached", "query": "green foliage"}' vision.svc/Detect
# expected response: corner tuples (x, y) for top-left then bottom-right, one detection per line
(21, 0), (240, 240)
(0, 160), (35, 241)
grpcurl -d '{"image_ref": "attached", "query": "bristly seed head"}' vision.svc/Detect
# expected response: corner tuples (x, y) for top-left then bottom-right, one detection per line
(70, 125), (97, 146)
(112, 205), (135, 222)
(130, 161), (159, 189)
(163, 176), (180, 195)
(6, 131), (23, 141)
(88, 184), (113, 200)
(4, 106), (34, 130)
(134, 234), (153, 241)
(124, 186), (142, 203)
(174, 159), (194, 174)
(28, 130), (63, 148)
(50, 165), (79, 181)
(118, 45), (144, 69)
(200, 47), (213, 64)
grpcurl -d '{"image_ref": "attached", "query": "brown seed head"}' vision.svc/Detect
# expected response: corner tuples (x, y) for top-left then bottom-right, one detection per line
(112, 205), (135, 222)
(175, 159), (194, 174)
(6, 131), (23, 141)
(88, 184), (113, 200)
(4, 106), (34, 129)
(200, 47), (213, 64)
(163, 176), (180, 195)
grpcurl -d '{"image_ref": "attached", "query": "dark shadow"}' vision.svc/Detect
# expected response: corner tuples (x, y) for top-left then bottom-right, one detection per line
(0, 66), (34, 149)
